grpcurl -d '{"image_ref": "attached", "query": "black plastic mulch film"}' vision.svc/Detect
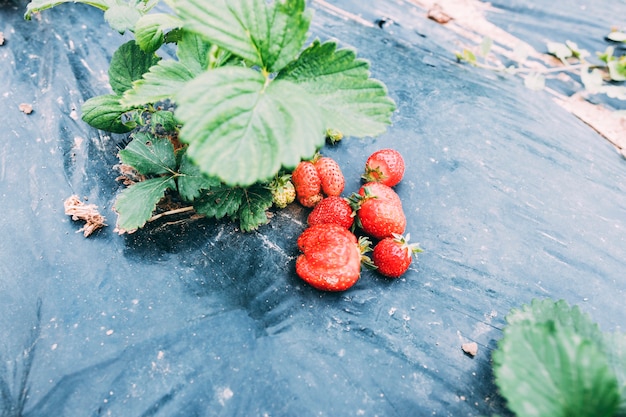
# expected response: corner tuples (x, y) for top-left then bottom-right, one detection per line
(0, 0), (624, 416)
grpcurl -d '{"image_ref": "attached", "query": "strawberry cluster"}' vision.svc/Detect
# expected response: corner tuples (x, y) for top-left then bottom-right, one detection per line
(292, 149), (422, 292)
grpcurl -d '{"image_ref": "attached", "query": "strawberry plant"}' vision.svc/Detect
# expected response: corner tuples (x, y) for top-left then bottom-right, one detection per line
(493, 299), (626, 417)
(25, 0), (396, 232)
(456, 30), (626, 104)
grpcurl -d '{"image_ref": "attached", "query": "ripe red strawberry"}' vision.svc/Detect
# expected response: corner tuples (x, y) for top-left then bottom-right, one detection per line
(292, 161), (323, 207)
(358, 182), (402, 206)
(308, 196), (354, 229)
(362, 148), (405, 187)
(350, 183), (406, 240)
(314, 156), (345, 197)
(295, 224), (362, 291)
(372, 233), (422, 278)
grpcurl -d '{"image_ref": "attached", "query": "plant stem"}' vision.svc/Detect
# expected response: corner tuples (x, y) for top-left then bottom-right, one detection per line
(148, 206), (195, 223)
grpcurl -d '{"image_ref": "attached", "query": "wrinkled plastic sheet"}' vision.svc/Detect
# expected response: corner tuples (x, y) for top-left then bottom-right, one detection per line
(1, 0), (625, 415)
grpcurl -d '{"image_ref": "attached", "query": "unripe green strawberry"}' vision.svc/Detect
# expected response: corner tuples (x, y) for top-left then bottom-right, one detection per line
(325, 128), (343, 145)
(308, 196), (354, 229)
(314, 156), (345, 197)
(269, 174), (296, 208)
(372, 233), (422, 278)
(292, 161), (323, 207)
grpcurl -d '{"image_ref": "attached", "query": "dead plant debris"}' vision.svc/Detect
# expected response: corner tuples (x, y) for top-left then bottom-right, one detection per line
(462, 342), (478, 357)
(19, 103), (33, 114)
(64, 195), (107, 237)
(427, 4), (453, 24)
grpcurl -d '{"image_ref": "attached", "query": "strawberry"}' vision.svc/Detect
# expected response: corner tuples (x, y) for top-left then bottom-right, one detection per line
(314, 156), (345, 197)
(372, 233), (422, 278)
(269, 174), (296, 208)
(351, 183), (406, 240)
(295, 224), (362, 291)
(307, 196), (354, 229)
(358, 182), (402, 206)
(292, 161), (323, 207)
(362, 148), (405, 187)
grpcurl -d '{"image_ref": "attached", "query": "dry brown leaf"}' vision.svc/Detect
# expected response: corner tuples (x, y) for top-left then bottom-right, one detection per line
(64, 195), (107, 237)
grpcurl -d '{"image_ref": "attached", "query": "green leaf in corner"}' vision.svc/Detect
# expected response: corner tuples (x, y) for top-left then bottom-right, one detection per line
(118, 133), (177, 176)
(109, 40), (161, 95)
(113, 176), (176, 234)
(104, 4), (142, 34)
(25, 0), (114, 20)
(237, 184), (273, 232)
(493, 321), (620, 417)
(81, 94), (134, 133)
(134, 13), (182, 53)
(121, 60), (197, 107)
(175, 66), (325, 186)
(277, 40), (396, 137)
(167, 0), (311, 72)
(504, 298), (604, 341)
(177, 155), (221, 201)
(604, 331), (626, 416)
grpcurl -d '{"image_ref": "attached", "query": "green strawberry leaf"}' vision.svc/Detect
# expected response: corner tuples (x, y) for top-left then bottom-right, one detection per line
(121, 60), (197, 107)
(166, 0), (311, 72)
(150, 110), (179, 132)
(24, 0), (114, 19)
(277, 40), (396, 137)
(118, 133), (177, 176)
(193, 185), (244, 220)
(175, 66), (325, 186)
(504, 298), (604, 342)
(113, 176), (176, 234)
(192, 183), (272, 231)
(104, 4), (141, 34)
(134, 12), (182, 53)
(177, 155), (221, 201)
(493, 321), (620, 417)
(109, 40), (161, 95)
(81, 94), (134, 133)
(176, 29), (213, 73)
(604, 331), (626, 416)
(237, 184), (273, 231)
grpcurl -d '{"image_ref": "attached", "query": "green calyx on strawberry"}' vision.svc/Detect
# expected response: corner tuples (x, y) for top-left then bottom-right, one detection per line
(348, 182), (406, 240)
(362, 148), (405, 187)
(269, 174), (296, 208)
(372, 233), (422, 278)
(308, 196), (355, 229)
(295, 223), (363, 291)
